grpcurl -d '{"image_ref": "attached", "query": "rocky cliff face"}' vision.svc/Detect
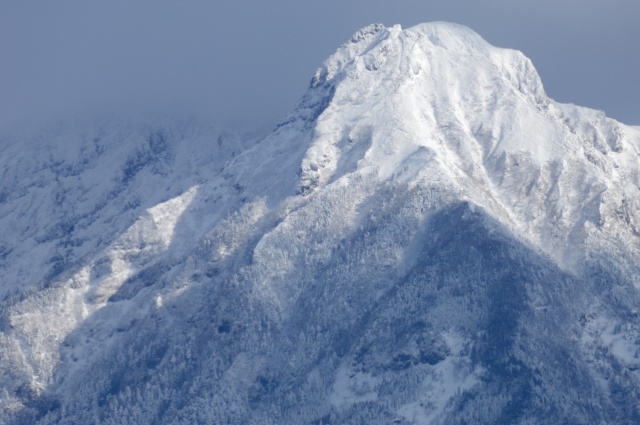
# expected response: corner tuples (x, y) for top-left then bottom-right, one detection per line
(2, 22), (640, 424)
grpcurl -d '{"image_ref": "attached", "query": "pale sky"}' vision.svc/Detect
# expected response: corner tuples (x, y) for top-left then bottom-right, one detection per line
(2, 1), (639, 133)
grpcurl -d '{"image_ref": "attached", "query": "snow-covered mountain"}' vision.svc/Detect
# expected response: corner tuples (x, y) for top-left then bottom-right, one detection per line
(2, 22), (640, 424)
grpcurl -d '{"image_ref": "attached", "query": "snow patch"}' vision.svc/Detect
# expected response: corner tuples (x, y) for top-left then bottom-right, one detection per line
(329, 363), (378, 409)
(397, 331), (481, 424)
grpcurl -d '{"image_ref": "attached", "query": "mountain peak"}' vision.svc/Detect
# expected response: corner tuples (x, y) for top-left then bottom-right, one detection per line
(299, 22), (550, 191)
(286, 22), (639, 270)
(313, 21), (544, 98)
(3, 22), (640, 425)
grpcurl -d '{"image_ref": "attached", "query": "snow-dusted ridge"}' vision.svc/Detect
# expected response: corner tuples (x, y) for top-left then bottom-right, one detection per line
(2, 22), (640, 424)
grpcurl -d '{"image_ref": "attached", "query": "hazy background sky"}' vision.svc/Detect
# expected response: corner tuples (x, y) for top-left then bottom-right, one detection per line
(2, 0), (639, 134)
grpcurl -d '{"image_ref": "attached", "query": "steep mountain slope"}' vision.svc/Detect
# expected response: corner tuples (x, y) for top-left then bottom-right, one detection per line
(2, 22), (640, 424)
